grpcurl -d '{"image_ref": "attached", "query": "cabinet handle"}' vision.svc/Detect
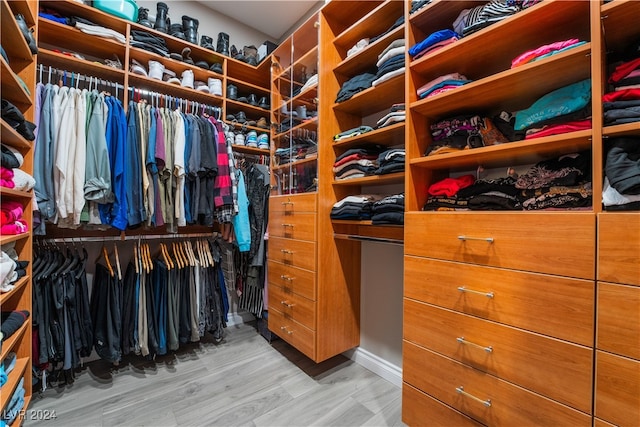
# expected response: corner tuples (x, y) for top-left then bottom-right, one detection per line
(280, 274), (294, 281)
(280, 300), (295, 308)
(457, 286), (494, 298)
(280, 326), (287, 331)
(456, 336), (493, 353)
(281, 223), (294, 227)
(280, 249), (295, 254)
(455, 386), (492, 407)
(281, 201), (294, 205)
(286, 329), (294, 335)
(458, 235), (494, 243)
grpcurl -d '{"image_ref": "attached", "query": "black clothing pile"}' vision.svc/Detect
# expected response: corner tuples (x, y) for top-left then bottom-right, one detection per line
(371, 193), (404, 225)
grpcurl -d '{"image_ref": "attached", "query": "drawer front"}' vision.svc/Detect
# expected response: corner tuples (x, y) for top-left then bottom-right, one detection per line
(405, 212), (595, 279)
(598, 213), (640, 286)
(269, 211), (316, 241)
(268, 236), (316, 271)
(402, 382), (482, 427)
(403, 342), (592, 426)
(404, 299), (593, 413)
(269, 193), (317, 214)
(594, 418), (617, 427)
(269, 283), (316, 331)
(268, 307), (315, 360)
(597, 282), (640, 360)
(267, 260), (316, 301)
(404, 256), (595, 346)
(595, 350), (640, 427)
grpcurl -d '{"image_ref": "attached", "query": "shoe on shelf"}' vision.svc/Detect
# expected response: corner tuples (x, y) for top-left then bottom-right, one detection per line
(216, 32), (230, 56)
(105, 54), (122, 69)
(195, 81), (210, 93)
(225, 130), (235, 145)
(245, 131), (258, 148)
(201, 35), (214, 50)
(234, 132), (245, 146)
(210, 62), (223, 74)
(181, 47), (194, 65)
(154, 2), (169, 33)
(258, 96), (269, 109)
(235, 111), (247, 123)
(196, 60), (209, 70)
(243, 45), (258, 66)
(296, 105), (307, 119)
(256, 117), (269, 129)
(236, 96), (248, 104)
(208, 78), (222, 96)
(227, 84), (238, 100)
(181, 69), (194, 89)
(182, 15), (199, 45)
(248, 94), (258, 107)
(148, 60), (164, 80)
(257, 133), (269, 150)
(15, 14), (37, 55)
(280, 100), (297, 116)
(130, 58), (148, 76)
(137, 7), (153, 28)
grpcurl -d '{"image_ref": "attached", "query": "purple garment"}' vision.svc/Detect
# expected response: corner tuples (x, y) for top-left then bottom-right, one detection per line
(154, 109), (165, 226)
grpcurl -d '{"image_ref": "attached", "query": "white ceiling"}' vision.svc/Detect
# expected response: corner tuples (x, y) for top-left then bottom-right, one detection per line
(197, 1), (323, 41)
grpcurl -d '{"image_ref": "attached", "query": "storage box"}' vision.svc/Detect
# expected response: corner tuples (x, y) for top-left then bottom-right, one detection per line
(258, 41), (278, 63)
(93, 0), (138, 22)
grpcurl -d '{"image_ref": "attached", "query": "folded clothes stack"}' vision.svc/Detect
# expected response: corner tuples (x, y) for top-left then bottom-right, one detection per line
(333, 146), (384, 181)
(375, 149), (405, 175)
(377, 104), (405, 129)
(604, 56), (640, 126)
(416, 73), (471, 100)
(371, 193), (404, 225)
(373, 39), (405, 87)
(330, 194), (383, 220)
(603, 136), (640, 211)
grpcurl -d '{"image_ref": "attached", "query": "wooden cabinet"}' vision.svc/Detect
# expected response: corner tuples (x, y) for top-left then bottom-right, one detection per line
(0, 0), (37, 416)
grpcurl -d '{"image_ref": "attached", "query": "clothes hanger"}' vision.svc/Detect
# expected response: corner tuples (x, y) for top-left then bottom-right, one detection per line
(114, 242), (122, 280)
(133, 243), (140, 274)
(100, 244), (114, 277)
(145, 243), (153, 273)
(162, 242), (174, 270)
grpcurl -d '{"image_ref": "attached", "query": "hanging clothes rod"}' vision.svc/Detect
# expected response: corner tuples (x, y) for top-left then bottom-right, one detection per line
(128, 85), (222, 118)
(333, 233), (404, 246)
(37, 232), (220, 244)
(37, 63), (124, 98)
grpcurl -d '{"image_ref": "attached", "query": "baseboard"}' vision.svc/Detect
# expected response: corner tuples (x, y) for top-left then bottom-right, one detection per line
(343, 347), (402, 388)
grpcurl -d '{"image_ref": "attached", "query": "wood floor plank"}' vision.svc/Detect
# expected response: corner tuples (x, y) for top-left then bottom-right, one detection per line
(25, 322), (403, 427)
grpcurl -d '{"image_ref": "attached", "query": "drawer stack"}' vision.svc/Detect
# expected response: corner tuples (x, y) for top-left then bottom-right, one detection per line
(267, 194), (318, 360)
(403, 212), (596, 425)
(595, 213), (640, 427)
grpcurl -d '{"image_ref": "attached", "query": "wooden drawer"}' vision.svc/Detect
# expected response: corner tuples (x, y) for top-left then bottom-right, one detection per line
(404, 299), (593, 413)
(597, 282), (640, 360)
(405, 212), (595, 279)
(402, 382), (482, 427)
(267, 260), (316, 301)
(598, 213), (640, 286)
(595, 350), (640, 427)
(404, 256), (595, 346)
(269, 211), (316, 241)
(403, 342), (592, 426)
(269, 283), (316, 331)
(268, 307), (315, 360)
(594, 418), (617, 427)
(269, 193), (317, 214)
(268, 236), (316, 271)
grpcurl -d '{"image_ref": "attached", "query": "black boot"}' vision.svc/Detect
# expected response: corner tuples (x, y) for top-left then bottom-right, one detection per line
(243, 45), (258, 66)
(170, 23), (185, 40)
(182, 15), (199, 45)
(216, 32), (230, 56)
(201, 35), (214, 50)
(137, 7), (153, 28)
(154, 2), (169, 33)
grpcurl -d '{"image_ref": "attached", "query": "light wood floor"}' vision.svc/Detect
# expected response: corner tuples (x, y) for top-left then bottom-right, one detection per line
(26, 322), (404, 427)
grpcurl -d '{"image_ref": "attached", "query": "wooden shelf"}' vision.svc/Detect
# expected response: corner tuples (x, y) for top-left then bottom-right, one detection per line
(333, 220), (404, 243)
(231, 145), (270, 156)
(601, 0), (640, 52)
(409, 1), (481, 31)
(224, 120), (270, 135)
(1, 57), (32, 107)
(333, 72), (404, 116)
(1, 1), (34, 66)
(0, 188), (32, 199)
(334, 26), (404, 78)
(273, 155), (318, 172)
(0, 276), (30, 308)
(321, 1), (384, 40)
(332, 0), (403, 51)
(409, 1), (590, 84)
(0, 233), (30, 246)
(333, 171), (404, 186)
(0, 357), (29, 411)
(227, 54), (271, 89)
(40, 0), (129, 33)
(0, 319), (28, 362)
(410, 129), (593, 172)
(603, 122), (640, 137)
(226, 98), (270, 116)
(1, 119), (32, 149)
(226, 76), (271, 96)
(127, 73), (224, 107)
(37, 48), (126, 83)
(333, 122), (404, 149)
(273, 117), (318, 139)
(411, 43), (592, 118)
(6, 0), (36, 27)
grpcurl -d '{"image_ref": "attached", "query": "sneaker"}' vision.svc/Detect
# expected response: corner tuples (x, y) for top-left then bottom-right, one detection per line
(245, 131), (258, 147)
(257, 133), (269, 150)
(148, 60), (164, 80)
(234, 133), (245, 145)
(181, 69), (194, 89)
(130, 58), (148, 76)
(195, 81), (210, 93)
(208, 78), (222, 96)
(225, 130), (235, 146)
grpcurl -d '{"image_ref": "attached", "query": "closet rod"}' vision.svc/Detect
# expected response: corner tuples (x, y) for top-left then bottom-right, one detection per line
(38, 232), (219, 244)
(37, 64), (123, 90)
(333, 233), (404, 246)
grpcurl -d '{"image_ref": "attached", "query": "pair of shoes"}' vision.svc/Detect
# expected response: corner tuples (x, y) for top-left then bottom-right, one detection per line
(181, 69), (194, 89)
(195, 81), (209, 93)
(169, 47), (194, 65)
(245, 131), (258, 148)
(280, 100), (297, 116)
(258, 96), (269, 109)
(257, 133), (269, 150)
(163, 68), (180, 84)
(226, 111), (247, 123)
(256, 117), (269, 129)
(104, 54), (123, 69)
(195, 60), (209, 70)
(227, 84), (237, 100)
(130, 58), (148, 76)
(201, 35), (214, 51)
(2, 99), (36, 141)
(237, 94), (257, 106)
(148, 60), (164, 80)
(210, 62), (223, 74)
(217, 32), (230, 56)
(208, 78), (222, 96)
(15, 14), (37, 55)
(234, 132), (245, 145)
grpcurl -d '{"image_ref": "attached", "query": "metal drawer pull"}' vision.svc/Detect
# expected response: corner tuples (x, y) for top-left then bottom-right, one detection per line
(280, 300), (295, 308)
(281, 201), (294, 205)
(280, 249), (295, 254)
(457, 336), (493, 353)
(456, 386), (491, 407)
(457, 286), (494, 298)
(280, 275), (294, 281)
(281, 223), (295, 227)
(458, 235), (494, 243)
(280, 326), (287, 331)
(286, 330), (293, 335)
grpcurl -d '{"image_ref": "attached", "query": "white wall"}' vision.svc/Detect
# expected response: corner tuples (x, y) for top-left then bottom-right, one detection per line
(137, 0), (274, 50)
